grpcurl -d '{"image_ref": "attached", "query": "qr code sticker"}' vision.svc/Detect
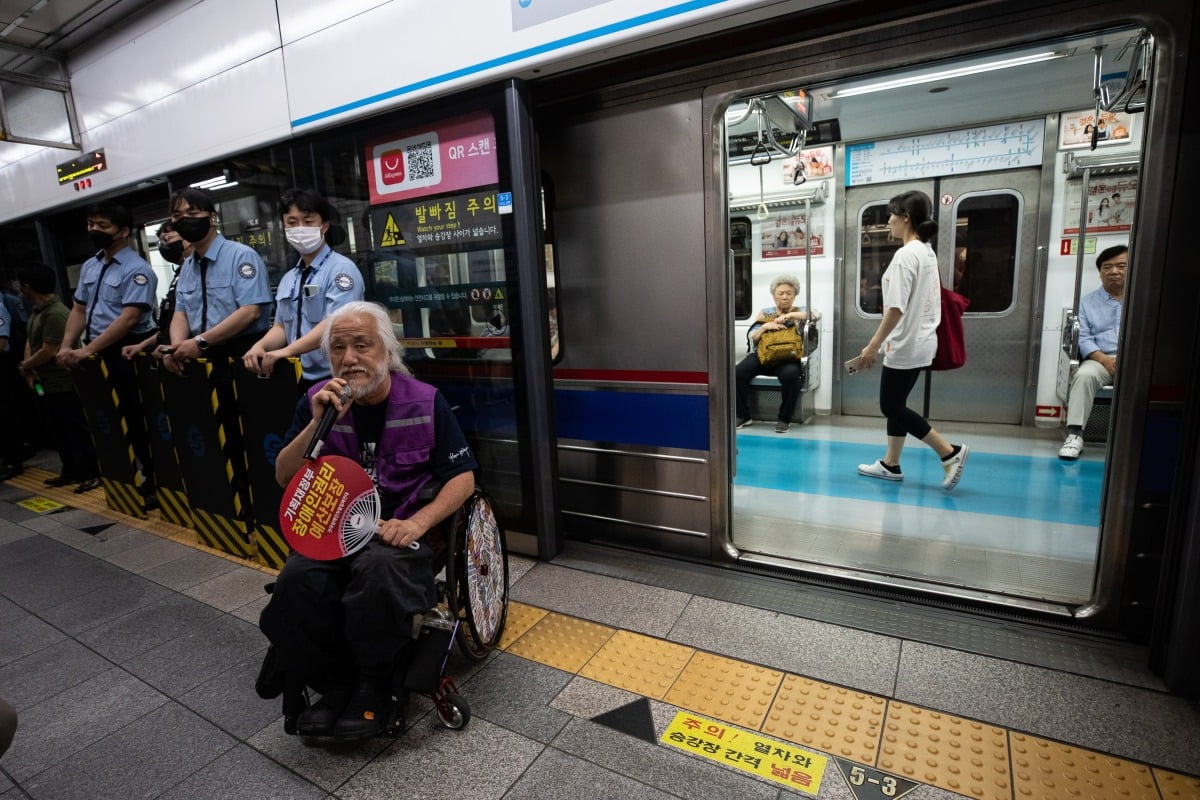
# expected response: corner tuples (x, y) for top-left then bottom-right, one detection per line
(406, 139), (436, 181)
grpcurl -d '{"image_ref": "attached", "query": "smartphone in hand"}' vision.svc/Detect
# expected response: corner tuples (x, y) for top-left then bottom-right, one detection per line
(844, 355), (864, 374)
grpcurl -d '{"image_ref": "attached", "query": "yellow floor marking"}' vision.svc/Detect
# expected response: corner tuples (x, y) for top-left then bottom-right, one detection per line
(662, 710), (827, 795)
(580, 629), (695, 699)
(879, 701), (1010, 800)
(761, 674), (887, 765)
(1155, 769), (1200, 800)
(497, 602), (548, 650)
(1011, 733), (1159, 800)
(15, 496), (65, 513)
(504, 612), (615, 673)
(664, 650), (783, 730)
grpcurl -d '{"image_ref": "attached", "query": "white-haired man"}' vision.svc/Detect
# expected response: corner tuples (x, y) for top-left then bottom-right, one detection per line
(260, 301), (476, 739)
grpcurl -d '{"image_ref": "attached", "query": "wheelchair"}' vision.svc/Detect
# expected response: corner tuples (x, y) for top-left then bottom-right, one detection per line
(256, 486), (510, 738)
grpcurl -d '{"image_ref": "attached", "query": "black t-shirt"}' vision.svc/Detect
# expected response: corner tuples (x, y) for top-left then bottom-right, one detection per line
(283, 389), (477, 489)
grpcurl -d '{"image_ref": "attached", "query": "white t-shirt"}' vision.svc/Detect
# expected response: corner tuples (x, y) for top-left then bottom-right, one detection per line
(880, 239), (941, 369)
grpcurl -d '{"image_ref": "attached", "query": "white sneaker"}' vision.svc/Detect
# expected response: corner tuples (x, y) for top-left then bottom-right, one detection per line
(941, 444), (969, 490)
(736, 418), (753, 429)
(1058, 434), (1083, 461)
(858, 460), (902, 481)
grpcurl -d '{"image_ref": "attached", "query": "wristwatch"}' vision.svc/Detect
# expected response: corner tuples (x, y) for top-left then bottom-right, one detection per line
(194, 335), (209, 352)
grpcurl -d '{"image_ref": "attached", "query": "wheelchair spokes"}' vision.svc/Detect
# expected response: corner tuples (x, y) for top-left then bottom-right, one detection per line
(447, 489), (509, 661)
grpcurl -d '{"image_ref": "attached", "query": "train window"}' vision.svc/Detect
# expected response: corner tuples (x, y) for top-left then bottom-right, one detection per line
(952, 192), (1021, 314)
(857, 203), (895, 315)
(730, 216), (753, 319)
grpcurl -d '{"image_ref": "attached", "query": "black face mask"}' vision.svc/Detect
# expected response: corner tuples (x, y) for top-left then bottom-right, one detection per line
(89, 230), (115, 250)
(175, 215), (212, 243)
(159, 240), (186, 265)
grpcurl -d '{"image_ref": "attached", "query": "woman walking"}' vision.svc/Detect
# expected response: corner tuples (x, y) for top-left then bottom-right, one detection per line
(856, 190), (968, 490)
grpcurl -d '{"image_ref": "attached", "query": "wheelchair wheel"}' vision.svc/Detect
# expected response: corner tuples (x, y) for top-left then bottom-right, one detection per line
(447, 489), (509, 661)
(436, 691), (470, 730)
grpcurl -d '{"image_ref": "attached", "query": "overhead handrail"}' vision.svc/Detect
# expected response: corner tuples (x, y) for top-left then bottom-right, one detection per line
(1097, 31), (1152, 115)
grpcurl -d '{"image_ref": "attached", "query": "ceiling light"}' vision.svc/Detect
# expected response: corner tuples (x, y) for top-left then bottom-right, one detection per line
(829, 52), (1065, 98)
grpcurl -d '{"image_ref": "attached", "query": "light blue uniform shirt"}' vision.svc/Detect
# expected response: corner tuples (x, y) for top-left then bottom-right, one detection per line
(274, 244), (365, 379)
(1078, 286), (1122, 358)
(73, 246), (157, 341)
(175, 234), (272, 337)
(0, 302), (10, 351)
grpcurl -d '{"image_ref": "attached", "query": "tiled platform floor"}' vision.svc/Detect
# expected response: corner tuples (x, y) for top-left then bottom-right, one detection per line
(2, 473), (1199, 800)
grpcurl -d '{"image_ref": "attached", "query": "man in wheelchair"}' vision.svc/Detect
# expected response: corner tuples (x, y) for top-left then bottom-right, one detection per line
(259, 301), (477, 739)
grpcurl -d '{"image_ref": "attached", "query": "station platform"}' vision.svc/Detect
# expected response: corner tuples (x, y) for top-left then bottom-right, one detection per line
(2, 463), (1199, 800)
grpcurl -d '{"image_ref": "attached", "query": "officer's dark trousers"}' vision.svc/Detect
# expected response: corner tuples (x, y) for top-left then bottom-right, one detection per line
(40, 389), (98, 479)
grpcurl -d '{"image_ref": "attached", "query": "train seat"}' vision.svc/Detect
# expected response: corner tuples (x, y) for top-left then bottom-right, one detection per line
(1055, 308), (1114, 444)
(748, 315), (821, 425)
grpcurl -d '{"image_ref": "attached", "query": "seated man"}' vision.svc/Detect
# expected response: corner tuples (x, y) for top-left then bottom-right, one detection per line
(260, 301), (477, 739)
(1060, 245), (1126, 460)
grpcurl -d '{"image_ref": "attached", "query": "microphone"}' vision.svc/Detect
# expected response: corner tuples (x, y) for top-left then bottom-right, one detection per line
(304, 383), (352, 461)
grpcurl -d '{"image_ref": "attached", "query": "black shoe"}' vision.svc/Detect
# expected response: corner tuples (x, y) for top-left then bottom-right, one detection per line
(45, 474), (77, 487)
(75, 477), (101, 493)
(332, 680), (388, 740)
(295, 685), (351, 736)
(142, 493), (159, 510)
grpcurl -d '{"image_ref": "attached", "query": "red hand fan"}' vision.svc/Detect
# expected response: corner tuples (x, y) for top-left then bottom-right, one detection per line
(279, 454), (381, 560)
(278, 385), (382, 560)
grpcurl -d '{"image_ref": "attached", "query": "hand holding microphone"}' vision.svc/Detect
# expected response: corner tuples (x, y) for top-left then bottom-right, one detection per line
(305, 381), (353, 461)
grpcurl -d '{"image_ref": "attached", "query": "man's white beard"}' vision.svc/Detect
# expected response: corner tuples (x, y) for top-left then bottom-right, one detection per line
(344, 365), (388, 400)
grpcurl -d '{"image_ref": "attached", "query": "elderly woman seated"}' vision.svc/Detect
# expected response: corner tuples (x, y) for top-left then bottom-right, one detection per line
(735, 274), (811, 434)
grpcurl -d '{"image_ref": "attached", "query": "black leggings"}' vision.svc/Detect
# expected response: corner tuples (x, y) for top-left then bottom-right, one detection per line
(879, 366), (931, 439)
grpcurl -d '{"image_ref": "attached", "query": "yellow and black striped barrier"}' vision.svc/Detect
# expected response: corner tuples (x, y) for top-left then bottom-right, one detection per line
(134, 354), (193, 528)
(232, 359), (303, 568)
(159, 358), (253, 559)
(70, 356), (147, 519)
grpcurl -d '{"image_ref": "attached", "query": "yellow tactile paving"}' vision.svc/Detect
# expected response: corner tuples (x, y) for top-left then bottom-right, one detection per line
(879, 701), (1010, 800)
(761, 674), (887, 765)
(664, 650), (783, 729)
(1156, 768), (1200, 800)
(580, 629), (695, 698)
(497, 602), (548, 650)
(1011, 733), (1159, 800)
(503, 611), (615, 673)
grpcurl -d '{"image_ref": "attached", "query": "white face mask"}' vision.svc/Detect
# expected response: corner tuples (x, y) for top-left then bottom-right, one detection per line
(285, 225), (324, 255)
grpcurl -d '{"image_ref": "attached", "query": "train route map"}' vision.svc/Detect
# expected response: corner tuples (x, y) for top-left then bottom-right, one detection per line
(845, 120), (1044, 186)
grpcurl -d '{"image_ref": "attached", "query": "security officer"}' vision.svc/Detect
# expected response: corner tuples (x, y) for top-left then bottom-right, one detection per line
(163, 188), (271, 371)
(242, 188), (364, 392)
(57, 201), (158, 494)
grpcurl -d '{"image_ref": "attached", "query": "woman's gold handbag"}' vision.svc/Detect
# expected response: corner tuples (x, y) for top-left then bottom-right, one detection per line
(756, 323), (805, 365)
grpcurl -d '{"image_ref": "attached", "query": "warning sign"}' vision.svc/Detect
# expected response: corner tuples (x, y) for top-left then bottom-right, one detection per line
(380, 214), (405, 247)
(17, 496), (65, 513)
(370, 188), (503, 254)
(661, 712), (826, 794)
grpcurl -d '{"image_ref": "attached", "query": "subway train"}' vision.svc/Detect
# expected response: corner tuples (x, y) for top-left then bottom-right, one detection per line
(0, 0), (1197, 695)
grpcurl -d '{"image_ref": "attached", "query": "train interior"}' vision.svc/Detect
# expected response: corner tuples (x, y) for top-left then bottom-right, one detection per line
(718, 28), (1147, 615)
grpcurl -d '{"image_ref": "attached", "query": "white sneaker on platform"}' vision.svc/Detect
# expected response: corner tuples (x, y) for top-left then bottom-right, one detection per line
(941, 444), (969, 490)
(1058, 434), (1083, 460)
(857, 460), (902, 481)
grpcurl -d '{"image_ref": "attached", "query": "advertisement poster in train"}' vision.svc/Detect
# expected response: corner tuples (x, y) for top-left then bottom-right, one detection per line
(760, 208), (825, 258)
(365, 111), (498, 206)
(1062, 176), (1137, 234)
(781, 146), (834, 184)
(1059, 109), (1134, 149)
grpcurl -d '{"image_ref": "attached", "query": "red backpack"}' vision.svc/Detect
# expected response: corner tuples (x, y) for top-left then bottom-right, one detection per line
(931, 287), (969, 370)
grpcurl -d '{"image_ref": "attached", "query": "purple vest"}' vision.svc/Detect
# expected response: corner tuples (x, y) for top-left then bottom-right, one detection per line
(309, 372), (437, 519)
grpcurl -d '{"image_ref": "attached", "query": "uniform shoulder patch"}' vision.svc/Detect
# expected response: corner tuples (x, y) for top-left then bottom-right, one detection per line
(239, 263), (257, 279)
(334, 272), (355, 291)
(133, 273), (149, 286)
